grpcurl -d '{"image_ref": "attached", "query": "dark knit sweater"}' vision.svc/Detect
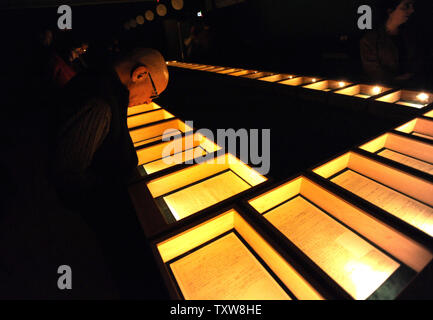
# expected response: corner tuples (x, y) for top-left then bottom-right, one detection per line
(53, 68), (138, 208)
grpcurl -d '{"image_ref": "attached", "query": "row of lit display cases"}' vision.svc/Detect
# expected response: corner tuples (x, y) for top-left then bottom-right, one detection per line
(127, 102), (223, 178)
(166, 61), (433, 114)
(141, 145), (433, 299)
(127, 100), (433, 299)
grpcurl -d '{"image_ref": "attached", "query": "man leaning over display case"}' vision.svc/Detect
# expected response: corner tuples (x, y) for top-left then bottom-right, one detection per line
(51, 48), (169, 297)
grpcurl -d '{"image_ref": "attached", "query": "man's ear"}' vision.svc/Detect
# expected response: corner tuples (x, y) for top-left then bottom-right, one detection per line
(131, 65), (149, 83)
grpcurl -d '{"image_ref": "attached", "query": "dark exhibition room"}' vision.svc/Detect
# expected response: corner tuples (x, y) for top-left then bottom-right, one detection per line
(1, 0), (433, 305)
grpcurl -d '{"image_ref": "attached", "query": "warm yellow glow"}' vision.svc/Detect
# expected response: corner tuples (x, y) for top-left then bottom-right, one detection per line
(417, 93), (429, 102)
(312, 78), (316, 82)
(157, 209), (323, 300)
(163, 171), (251, 221)
(372, 86), (382, 95)
(396, 101), (424, 109)
(344, 260), (394, 300)
(263, 195), (399, 299)
(339, 81), (345, 87)
(425, 110), (433, 118)
(146, 153), (267, 221)
(332, 170), (433, 237)
(170, 232), (291, 300)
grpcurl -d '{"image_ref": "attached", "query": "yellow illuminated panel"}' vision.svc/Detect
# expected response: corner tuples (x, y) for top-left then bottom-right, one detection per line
(146, 154), (267, 221)
(376, 90), (432, 109)
(377, 150), (433, 174)
(313, 152), (433, 238)
(258, 74), (297, 82)
(127, 109), (174, 129)
(127, 102), (161, 116)
(205, 67), (229, 73)
(229, 70), (258, 76)
(248, 177), (432, 273)
(129, 119), (193, 147)
(217, 68), (242, 74)
(395, 118), (433, 140)
(360, 133), (433, 175)
(143, 147), (207, 174)
(335, 84), (392, 98)
(279, 77), (321, 86)
(331, 170), (433, 237)
(157, 209), (323, 300)
(263, 196), (399, 300)
(199, 66), (223, 71)
(136, 133), (221, 175)
(303, 80), (352, 91)
(189, 65), (213, 70)
(424, 110), (433, 118)
(170, 232), (290, 300)
(243, 72), (274, 79)
(164, 171), (251, 221)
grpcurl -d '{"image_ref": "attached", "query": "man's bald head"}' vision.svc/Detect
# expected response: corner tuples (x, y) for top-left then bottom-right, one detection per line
(114, 48), (169, 106)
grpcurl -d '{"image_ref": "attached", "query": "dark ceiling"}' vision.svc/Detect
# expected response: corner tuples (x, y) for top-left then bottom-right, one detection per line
(2, 0), (157, 10)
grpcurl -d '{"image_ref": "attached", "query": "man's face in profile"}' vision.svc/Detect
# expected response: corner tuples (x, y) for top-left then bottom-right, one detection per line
(389, 0), (415, 26)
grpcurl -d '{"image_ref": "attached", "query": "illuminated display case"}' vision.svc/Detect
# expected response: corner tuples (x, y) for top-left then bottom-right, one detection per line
(242, 71), (275, 79)
(152, 207), (325, 300)
(303, 80), (352, 92)
(129, 153), (267, 238)
(216, 68), (242, 74)
(188, 65), (214, 70)
(275, 76), (323, 97)
(334, 84), (391, 99)
(127, 102), (161, 116)
(299, 80), (353, 103)
(228, 69), (259, 77)
(258, 74), (297, 83)
(313, 151), (433, 240)
(129, 118), (193, 148)
(198, 66), (224, 72)
(203, 66), (230, 73)
(245, 175), (431, 299)
(359, 133), (433, 176)
(395, 118), (433, 142)
(376, 90), (432, 109)
(135, 132), (221, 176)
(127, 108), (174, 129)
(329, 84), (393, 113)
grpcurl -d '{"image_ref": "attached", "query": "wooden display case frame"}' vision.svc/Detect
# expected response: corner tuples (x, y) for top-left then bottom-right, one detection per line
(149, 204), (348, 300)
(241, 174), (431, 299)
(129, 151), (271, 239)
